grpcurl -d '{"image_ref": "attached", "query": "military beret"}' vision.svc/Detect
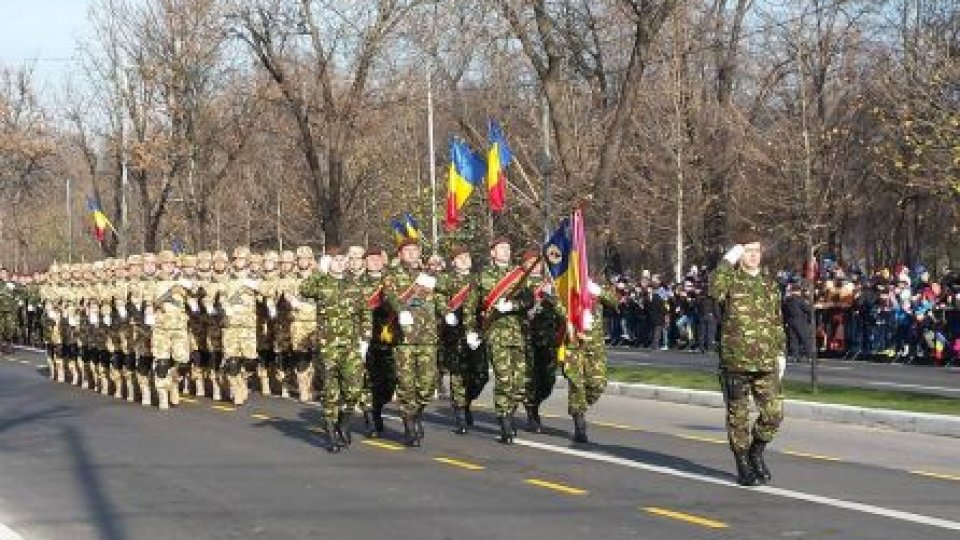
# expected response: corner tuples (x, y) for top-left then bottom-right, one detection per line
(450, 245), (470, 258)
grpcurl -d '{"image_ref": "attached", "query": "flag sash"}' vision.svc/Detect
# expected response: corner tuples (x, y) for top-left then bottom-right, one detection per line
(447, 283), (472, 311)
(366, 285), (383, 309)
(482, 265), (526, 312)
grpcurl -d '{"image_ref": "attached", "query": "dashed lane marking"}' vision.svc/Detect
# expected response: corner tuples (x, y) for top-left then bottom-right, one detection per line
(676, 434), (726, 445)
(524, 478), (588, 496)
(643, 506), (728, 529)
(211, 405), (236, 412)
(361, 440), (405, 451)
(250, 413), (273, 421)
(514, 438), (960, 532)
(781, 450), (842, 462)
(911, 470), (960, 482)
(434, 457), (485, 471)
(594, 421), (642, 431)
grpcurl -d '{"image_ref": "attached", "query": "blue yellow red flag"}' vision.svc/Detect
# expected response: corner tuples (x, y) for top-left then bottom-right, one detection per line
(486, 120), (511, 212)
(444, 139), (486, 230)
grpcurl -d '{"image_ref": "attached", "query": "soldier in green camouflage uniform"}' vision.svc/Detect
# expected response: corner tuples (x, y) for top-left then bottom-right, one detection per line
(522, 258), (564, 433)
(0, 267), (17, 353)
(346, 245), (377, 430)
(383, 238), (442, 447)
(300, 246), (369, 451)
(358, 247), (396, 437)
(479, 237), (534, 444)
(709, 234), (786, 486)
(560, 280), (616, 443)
(438, 245), (486, 434)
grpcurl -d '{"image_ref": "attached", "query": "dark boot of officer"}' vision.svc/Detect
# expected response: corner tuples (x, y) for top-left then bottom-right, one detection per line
(572, 413), (589, 443)
(336, 410), (352, 447)
(451, 406), (467, 435)
(748, 438), (771, 484)
(371, 406), (385, 435)
(526, 404), (542, 433)
(498, 416), (513, 444)
(733, 450), (758, 486)
(402, 415), (420, 447)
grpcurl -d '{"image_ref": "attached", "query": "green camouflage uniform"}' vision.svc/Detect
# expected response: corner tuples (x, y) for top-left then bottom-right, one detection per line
(709, 261), (786, 453)
(438, 271), (486, 409)
(480, 264), (532, 417)
(524, 280), (563, 409)
(300, 273), (368, 425)
(562, 288), (614, 415)
(0, 282), (19, 345)
(383, 266), (442, 417)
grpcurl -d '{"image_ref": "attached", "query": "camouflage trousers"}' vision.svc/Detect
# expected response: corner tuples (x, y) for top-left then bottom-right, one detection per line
(320, 345), (365, 425)
(720, 370), (784, 453)
(562, 345), (606, 415)
(489, 344), (527, 417)
(394, 345), (437, 417)
(448, 343), (488, 409)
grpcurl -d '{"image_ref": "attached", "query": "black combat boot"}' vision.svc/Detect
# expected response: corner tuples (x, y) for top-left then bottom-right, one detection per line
(748, 439), (771, 484)
(463, 404), (474, 427)
(452, 407), (467, 435)
(325, 424), (341, 453)
(734, 451), (758, 486)
(403, 416), (420, 447)
(572, 413), (589, 443)
(363, 410), (377, 438)
(372, 407), (385, 436)
(526, 405), (542, 433)
(336, 410), (352, 447)
(498, 416), (513, 444)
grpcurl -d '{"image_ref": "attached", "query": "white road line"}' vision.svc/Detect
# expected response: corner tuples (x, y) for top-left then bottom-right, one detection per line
(513, 438), (960, 532)
(0, 522), (24, 540)
(868, 382), (960, 394)
(11, 345), (45, 354)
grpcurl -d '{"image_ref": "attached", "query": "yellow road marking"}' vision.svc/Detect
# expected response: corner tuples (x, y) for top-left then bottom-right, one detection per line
(594, 421), (642, 431)
(676, 434), (726, 445)
(250, 413), (273, 421)
(911, 470), (960, 482)
(643, 507), (728, 529)
(782, 450), (842, 462)
(524, 478), (588, 495)
(361, 440), (405, 451)
(211, 405), (236, 412)
(434, 457), (485, 471)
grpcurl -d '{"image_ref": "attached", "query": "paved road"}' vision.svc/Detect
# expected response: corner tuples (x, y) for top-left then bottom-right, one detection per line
(607, 347), (960, 398)
(2, 349), (960, 539)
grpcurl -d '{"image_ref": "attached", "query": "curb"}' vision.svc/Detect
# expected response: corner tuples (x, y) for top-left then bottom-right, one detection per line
(594, 379), (960, 438)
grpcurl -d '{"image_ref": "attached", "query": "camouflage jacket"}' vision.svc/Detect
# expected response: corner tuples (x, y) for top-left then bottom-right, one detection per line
(480, 264), (532, 346)
(383, 265), (442, 346)
(708, 261), (785, 372)
(359, 272), (395, 346)
(299, 273), (367, 349)
(437, 270), (480, 335)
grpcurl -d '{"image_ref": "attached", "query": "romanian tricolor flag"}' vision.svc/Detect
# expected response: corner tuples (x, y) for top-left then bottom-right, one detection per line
(486, 120), (511, 213)
(444, 139), (486, 230)
(86, 196), (116, 243)
(544, 208), (592, 357)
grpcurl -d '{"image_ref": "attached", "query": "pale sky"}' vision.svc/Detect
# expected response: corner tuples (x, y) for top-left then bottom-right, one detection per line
(0, 0), (96, 97)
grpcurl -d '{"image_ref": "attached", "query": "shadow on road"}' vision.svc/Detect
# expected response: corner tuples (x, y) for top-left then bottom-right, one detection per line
(62, 425), (129, 540)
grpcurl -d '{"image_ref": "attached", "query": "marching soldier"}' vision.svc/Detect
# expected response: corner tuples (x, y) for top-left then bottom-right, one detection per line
(180, 254), (207, 397)
(0, 267), (17, 353)
(222, 247), (261, 406)
(710, 231), (787, 486)
(438, 245), (486, 434)
(135, 253), (158, 406)
(286, 246), (319, 402)
(149, 251), (193, 410)
(479, 237), (534, 444)
(383, 238), (442, 447)
(523, 255), (564, 433)
(41, 265), (64, 380)
(300, 246), (369, 451)
(272, 250), (298, 398)
(257, 251), (282, 396)
(103, 259), (126, 398)
(119, 256), (139, 402)
(359, 246), (396, 438)
(204, 250), (231, 402)
(191, 252), (215, 398)
(63, 264), (83, 386)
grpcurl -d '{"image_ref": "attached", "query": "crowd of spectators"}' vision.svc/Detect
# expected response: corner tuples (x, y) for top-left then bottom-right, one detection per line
(602, 261), (960, 367)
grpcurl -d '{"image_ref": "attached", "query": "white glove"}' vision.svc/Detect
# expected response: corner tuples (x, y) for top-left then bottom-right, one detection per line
(178, 279), (195, 290)
(318, 255), (332, 274)
(496, 298), (514, 313)
(267, 304), (278, 319)
(27, 304), (35, 312)
(68, 315), (79, 327)
(466, 331), (481, 350)
(187, 298), (200, 313)
(415, 273), (437, 290)
(542, 283), (554, 295)
(583, 310), (594, 330)
(5, 283), (14, 290)
(444, 312), (458, 326)
(117, 306), (128, 320)
(89, 313), (100, 326)
(102, 314), (112, 326)
(723, 244), (745, 265)
(47, 309), (60, 320)
(359, 340), (369, 359)
(398, 310), (414, 326)
(144, 308), (156, 326)
(777, 354), (786, 379)
(588, 280), (602, 296)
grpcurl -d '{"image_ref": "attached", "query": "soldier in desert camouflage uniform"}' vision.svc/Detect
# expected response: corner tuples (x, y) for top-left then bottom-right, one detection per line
(222, 247), (261, 406)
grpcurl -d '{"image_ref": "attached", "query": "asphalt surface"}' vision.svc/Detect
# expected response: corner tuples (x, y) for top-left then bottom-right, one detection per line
(2, 349), (960, 540)
(607, 347), (960, 398)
